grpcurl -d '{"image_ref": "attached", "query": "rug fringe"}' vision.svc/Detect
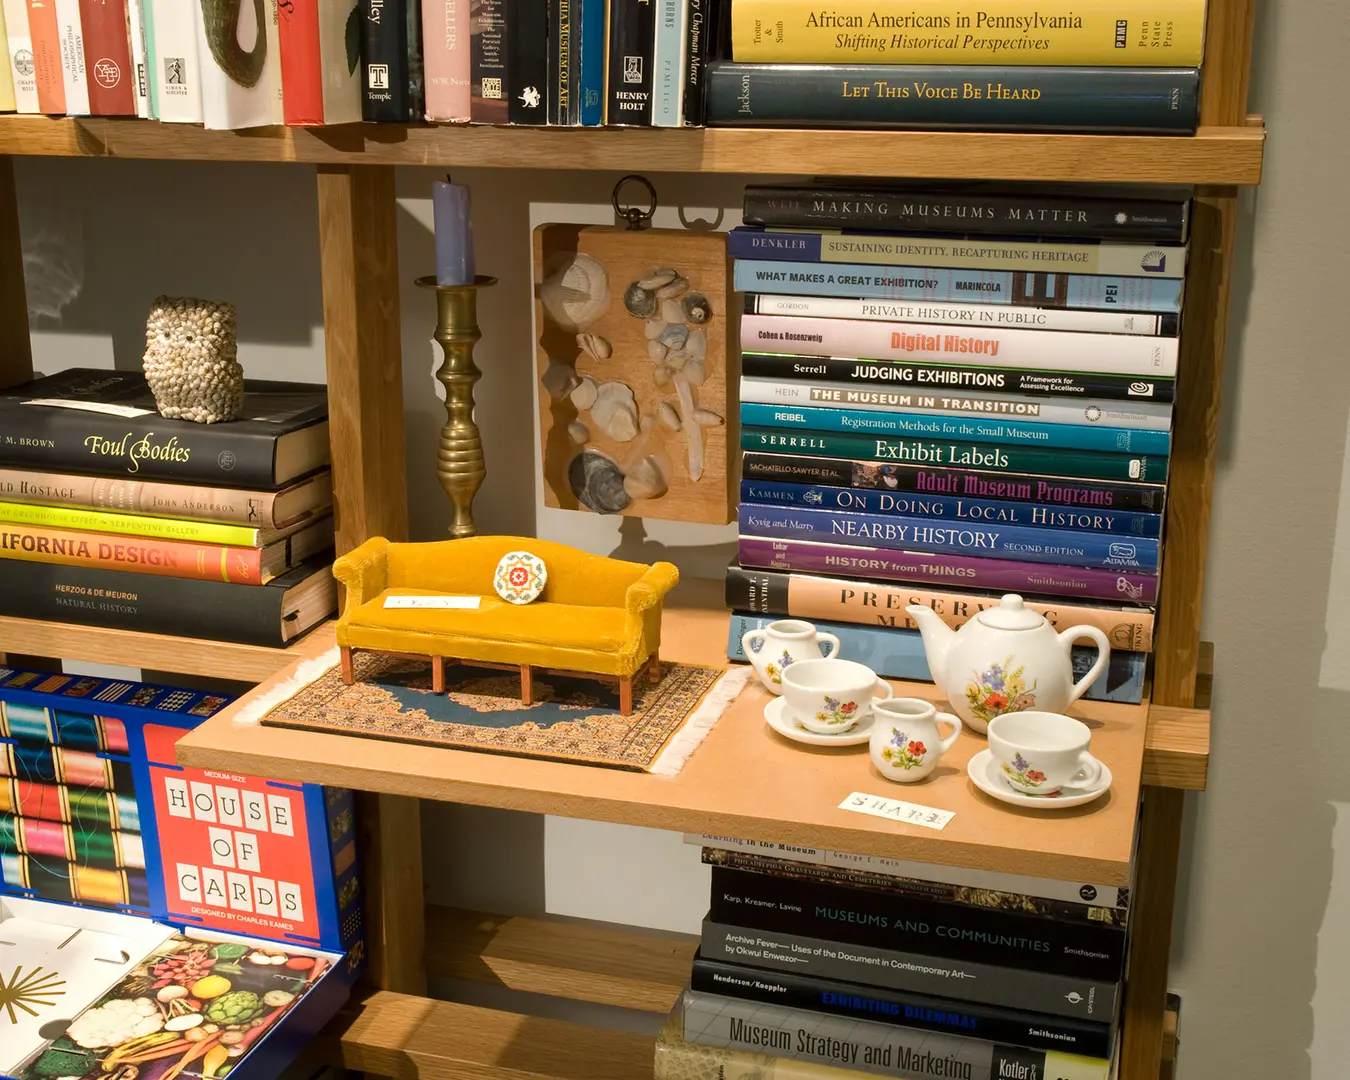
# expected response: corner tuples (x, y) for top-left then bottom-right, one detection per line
(234, 647), (342, 727)
(649, 666), (753, 778)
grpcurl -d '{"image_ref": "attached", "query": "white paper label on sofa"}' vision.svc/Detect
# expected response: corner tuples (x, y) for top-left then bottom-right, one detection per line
(383, 595), (482, 609)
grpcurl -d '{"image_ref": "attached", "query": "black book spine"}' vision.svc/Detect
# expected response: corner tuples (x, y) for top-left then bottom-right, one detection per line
(680, 0), (714, 125)
(470, 0), (509, 123)
(742, 188), (1187, 244)
(724, 563), (789, 616)
(740, 352), (1178, 405)
(361, 0), (411, 121)
(406, 0), (425, 118)
(606, 0), (654, 125)
(509, 0), (549, 124)
(705, 63), (1200, 134)
(548, 0), (573, 123)
(690, 955), (1113, 1059)
(740, 452), (1166, 513)
(709, 866), (1126, 982)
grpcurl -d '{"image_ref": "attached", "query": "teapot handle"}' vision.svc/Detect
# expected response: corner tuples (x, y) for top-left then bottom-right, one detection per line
(1059, 625), (1112, 705)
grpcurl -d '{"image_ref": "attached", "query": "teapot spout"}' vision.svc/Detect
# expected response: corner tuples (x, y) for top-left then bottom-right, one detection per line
(906, 605), (955, 691)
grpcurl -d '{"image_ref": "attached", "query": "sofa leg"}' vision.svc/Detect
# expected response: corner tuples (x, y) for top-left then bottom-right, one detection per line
(432, 657), (446, 694)
(648, 650), (661, 683)
(619, 675), (633, 716)
(340, 646), (354, 685)
(520, 665), (533, 706)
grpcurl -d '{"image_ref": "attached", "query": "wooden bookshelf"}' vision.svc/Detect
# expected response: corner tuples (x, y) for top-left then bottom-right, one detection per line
(0, 116), (1266, 184)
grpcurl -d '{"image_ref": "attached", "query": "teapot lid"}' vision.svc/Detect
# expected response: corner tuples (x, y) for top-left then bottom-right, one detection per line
(974, 594), (1045, 631)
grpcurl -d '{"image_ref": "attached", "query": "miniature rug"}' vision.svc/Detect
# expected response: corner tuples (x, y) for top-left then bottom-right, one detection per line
(243, 647), (750, 775)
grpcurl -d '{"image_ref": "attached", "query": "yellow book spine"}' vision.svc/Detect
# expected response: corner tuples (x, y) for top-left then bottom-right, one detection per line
(731, 0), (1206, 66)
(0, 500), (258, 546)
(0, 12), (15, 111)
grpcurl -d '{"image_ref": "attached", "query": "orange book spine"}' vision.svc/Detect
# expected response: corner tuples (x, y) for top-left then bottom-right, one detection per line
(0, 522), (263, 583)
(25, 0), (65, 112)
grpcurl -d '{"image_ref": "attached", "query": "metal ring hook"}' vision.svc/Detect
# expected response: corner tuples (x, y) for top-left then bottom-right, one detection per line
(612, 174), (658, 231)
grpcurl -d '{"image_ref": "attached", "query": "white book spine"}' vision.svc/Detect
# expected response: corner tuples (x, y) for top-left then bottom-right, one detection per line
(146, 0), (202, 122)
(686, 833), (1126, 908)
(747, 292), (1167, 337)
(738, 376), (1174, 432)
(53, 0), (88, 114)
(742, 313), (1179, 378)
(197, 0), (280, 129)
(2, 0), (39, 111)
(316, 0), (359, 124)
(126, 0), (149, 117)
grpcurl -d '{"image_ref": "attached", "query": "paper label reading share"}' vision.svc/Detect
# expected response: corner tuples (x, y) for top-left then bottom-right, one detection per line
(839, 791), (954, 830)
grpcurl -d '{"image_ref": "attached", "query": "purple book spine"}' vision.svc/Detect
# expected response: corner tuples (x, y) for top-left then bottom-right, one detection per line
(738, 536), (1157, 605)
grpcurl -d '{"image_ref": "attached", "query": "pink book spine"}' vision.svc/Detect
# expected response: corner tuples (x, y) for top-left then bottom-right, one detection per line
(422, 0), (469, 120)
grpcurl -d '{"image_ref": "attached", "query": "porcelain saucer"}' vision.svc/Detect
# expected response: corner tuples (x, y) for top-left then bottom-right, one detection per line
(764, 696), (874, 747)
(967, 748), (1112, 809)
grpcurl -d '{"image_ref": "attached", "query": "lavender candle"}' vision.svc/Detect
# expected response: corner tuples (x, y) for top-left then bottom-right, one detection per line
(433, 176), (476, 286)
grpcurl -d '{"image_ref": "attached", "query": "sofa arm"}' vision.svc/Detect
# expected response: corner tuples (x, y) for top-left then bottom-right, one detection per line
(626, 561), (681, 616)
(333, 537), (392, 618)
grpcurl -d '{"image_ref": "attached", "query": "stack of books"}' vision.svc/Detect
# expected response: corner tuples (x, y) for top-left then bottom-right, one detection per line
(725, 183), (1188, 708)
(657, 836), (1130, 1079)
(0, 368), (337, 648)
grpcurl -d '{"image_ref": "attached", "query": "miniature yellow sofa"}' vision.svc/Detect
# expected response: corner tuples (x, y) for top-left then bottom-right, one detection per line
(333, 536), (680, 715)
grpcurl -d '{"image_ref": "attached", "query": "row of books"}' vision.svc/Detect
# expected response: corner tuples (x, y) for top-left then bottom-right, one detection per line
(0, 1), (1210, 133)
(0, 368), (338, 647)
(657, 836), (1130, 1078)
(724, 182), (1185, 702)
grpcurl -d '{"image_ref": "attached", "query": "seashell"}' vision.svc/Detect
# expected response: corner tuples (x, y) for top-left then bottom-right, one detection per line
(541, 361), (580, 400)
(540, 253), (611, 331)
(653, 365), (674, 387)
(624, 283), (658, 318)
(591, 382), (640, 442)
(665, 350), (689, 371)
(660, 299), (684, 324)
(568, 451), (629, 514)
(694, 408), (724, 426)
(647, 340), (668, 362)
(568, 420), (591, 444)
(624, 456), (669, 501)
(640, 413), (656, 432)
(659, 323), (689, 349)
(644, 318), (666, 340)
(686, 327), (707, 360)
(683, 292), (712, 324)
(682, 360), (706, 386)
(638, 268), (677, 290)
(570, 376), (598, 411)
(576, 333), (612, 360)
(658, 402), (681, 430)
(656, 277), (688, 300)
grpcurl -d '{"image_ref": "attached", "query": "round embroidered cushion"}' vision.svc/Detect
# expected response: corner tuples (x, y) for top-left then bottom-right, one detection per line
(494, 551), (548, 605)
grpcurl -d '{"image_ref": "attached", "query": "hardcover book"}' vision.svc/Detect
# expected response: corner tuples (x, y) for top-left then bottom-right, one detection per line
(468, 0), (507, 122)
(507, 0), (546, 124)
(78, 0), (135, 114)
(575, 0), (603, 124)
(0, 369), (330, 489)
(681, 0), (714, 125)
(25, 0), (66, 113)
(606, 0), (654, 124)
(144, 0), (203, 122)
(422, 0), (470, 120)
(277, 0), (361, 125)
(199, 0), (282, 128)
(127, 0), (148, 115)
(53, 0), (89, 114)
(2, 0), (39, 111)
(547, 0), (573, 123)
(362, 0), (415, 121)
(651, 0), (684, 126)
(0, 15), (13, 110)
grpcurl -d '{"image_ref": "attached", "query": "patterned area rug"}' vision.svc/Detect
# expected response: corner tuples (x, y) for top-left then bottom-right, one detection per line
(245, 648), (749, 774)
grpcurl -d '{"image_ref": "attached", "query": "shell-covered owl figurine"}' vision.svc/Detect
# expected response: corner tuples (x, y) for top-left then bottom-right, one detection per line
(142, 295), (244, 424)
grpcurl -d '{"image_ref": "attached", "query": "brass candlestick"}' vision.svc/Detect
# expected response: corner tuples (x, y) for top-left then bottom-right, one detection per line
(416, 274), (498, 538)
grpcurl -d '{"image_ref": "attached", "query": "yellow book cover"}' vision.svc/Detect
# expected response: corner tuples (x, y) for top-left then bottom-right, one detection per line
(0, 11), (15, 112)
(0, 499), (265, 546)
(731, 1), (1206, 66)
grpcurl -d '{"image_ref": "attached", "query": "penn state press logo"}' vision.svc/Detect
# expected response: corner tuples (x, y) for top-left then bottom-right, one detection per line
(93, 57), (122, 88)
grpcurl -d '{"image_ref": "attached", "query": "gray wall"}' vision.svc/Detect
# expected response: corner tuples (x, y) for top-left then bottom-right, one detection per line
(13, 6), (1345, 1069)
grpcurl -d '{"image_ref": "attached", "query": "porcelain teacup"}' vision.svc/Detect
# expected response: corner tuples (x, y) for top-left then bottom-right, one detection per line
(781, 658), (893, 735)
(987, 711), (1104, 795)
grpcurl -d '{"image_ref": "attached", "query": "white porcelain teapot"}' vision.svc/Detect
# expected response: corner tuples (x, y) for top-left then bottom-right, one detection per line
(906, 594), (1111, 734)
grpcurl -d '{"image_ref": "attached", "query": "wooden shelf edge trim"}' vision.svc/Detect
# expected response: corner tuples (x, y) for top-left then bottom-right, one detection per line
(1141, 704), (1210, 791)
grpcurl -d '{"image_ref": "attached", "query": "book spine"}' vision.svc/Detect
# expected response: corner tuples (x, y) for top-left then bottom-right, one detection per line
(650, 0), (681, 125)
(741, 402), (1171, 455)
(547, 0), (570, 123)
(700, 848), (1123, 930)
(317, 0), (361, 122)
(125, 0), (148, 116)
(725, 564), (1155, 650)
(0, 558), (298, 645)
(745, 293), (1176, 337)
(742, 426), (1165, 484)
(707, 61), (1199, 135)
(742, 313), (1177, 378)
(680, 0), (709, 124)
(700, 921), (1118, 1020)
(78, 0), (134, 114)
(145, 0), (202, 122)
(742, 187), (1188, 244)
(26, 0), (66, 112)
(0, 500), (262, 546)
(507, 0), (546, 124)
(680, 990), (1110, 1080)
(742, 451), (1165, 512)
(53, 0), (88, 113)
(406, 0), (423, 115)
(606, 0), (653, 124)
(740, 376), (1173, 431)
(738, 535), (1159, 604)
(0, 522), (265, 584)
(734, 259), (1185, 314)
(707, 864), (1128, 982)
(422, 0), (470, 120)
(728, 227), (1188, 280)
(468, 0), (506, 122)
(693, 836), (1130, 911)
(729, 0), (1205, 66)
(689, 956), (1113, 1059)
(0, 15), (13, 109)
(741, 478), (1163, 539)
(727, 610), (1147, 704)
(2, 0), (38, 110)
(362, 0), (410, 120)
(277, 0), (321, 122)
(198, 0), (281, 128)
(744, 352), (1176, 404)
(574, 0), (602, 123)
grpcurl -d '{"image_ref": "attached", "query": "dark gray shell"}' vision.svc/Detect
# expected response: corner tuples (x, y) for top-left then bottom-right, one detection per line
(568, 451), (630, 513)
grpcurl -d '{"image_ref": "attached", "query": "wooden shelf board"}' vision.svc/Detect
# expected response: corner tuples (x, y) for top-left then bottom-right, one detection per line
(0, 615), (332, 682)
(0, 116), (1266, 184)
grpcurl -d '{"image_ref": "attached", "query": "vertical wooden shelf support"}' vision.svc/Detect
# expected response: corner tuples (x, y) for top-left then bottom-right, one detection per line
(1120, 2), (1254, 1078)
(315, 164), (425, 997)
(0, 156), (32, 389)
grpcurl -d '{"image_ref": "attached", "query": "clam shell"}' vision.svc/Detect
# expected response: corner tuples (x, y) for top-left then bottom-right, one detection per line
(624, 456), (669, 501)
(568, 451), (629, 514)
(624, 283), (658, 319)
(638, 268), (677, 290)
(647, 340), (668, 362)
(683, 293), (712, 324)
(658, 402), (681, 431)
(644, 318), (666, 340)
(568, 420), (591, 444)
(591, 382), (640, 442)
(653, 365), (674, 387)
(682, 360), (706, 386)
(576, 333), (612, 360)
(541, 361), (580, 400)
(659, 323), (689, 349)
(660, 299), (684, 324)
(655, 277), (688, 300)
(570, 377), (598, 411)
(686, 328), (707, 360)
